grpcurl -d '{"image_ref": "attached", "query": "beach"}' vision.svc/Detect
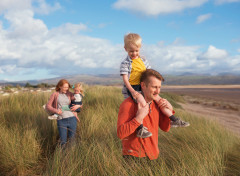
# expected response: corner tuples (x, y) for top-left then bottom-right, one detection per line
(162, 85), (240, 136)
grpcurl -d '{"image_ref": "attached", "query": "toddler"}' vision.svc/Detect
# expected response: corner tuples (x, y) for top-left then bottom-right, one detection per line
(69, 83), (84, 122)
(120, 33), (190, 138)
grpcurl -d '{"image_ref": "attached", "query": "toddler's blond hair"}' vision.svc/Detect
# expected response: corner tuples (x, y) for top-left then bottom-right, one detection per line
(124, 33), (142, 49)
(74, 83), (84, 96)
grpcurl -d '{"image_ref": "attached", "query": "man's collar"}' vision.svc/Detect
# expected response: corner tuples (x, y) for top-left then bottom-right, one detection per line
(141, 91), (153, 104)
(147, 101), (153, 105)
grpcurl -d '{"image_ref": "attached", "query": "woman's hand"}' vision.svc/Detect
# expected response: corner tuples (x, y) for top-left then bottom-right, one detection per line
(70, 104), (81, 111)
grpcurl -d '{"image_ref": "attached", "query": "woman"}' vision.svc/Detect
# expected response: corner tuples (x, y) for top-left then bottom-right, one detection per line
(46, 79), (80, 146)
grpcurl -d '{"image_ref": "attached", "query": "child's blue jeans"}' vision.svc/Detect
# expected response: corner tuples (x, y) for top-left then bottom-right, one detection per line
(57, 116), (77, 146)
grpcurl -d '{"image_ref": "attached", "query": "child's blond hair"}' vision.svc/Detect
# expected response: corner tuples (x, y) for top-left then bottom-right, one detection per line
(124, 33), (142, 49)
(74, 83), (84, 96)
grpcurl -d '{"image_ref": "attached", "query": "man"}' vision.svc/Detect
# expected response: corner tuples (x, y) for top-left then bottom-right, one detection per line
(117, 69), (172, 160)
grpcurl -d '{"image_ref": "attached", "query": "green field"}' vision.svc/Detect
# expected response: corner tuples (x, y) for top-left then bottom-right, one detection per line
(0, 86), (239, 176)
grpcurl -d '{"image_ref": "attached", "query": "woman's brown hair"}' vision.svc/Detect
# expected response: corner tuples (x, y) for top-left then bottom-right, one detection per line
(55, 79), (71, 91)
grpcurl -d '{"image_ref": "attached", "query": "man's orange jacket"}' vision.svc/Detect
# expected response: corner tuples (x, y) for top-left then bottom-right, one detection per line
(117, 97), (171, 160)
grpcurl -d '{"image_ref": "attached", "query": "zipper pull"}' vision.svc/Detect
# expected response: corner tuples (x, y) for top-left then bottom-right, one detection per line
(148, 102), (152, 114)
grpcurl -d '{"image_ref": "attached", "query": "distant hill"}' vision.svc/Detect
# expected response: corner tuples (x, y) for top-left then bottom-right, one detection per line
(1, 74), (240, 86)
(164, 75), (240, 85)
(0, 74), (122, 86)
(43, 74), (122, 85)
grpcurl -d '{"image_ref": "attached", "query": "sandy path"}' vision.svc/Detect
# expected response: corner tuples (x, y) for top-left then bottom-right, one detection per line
(180, 102), (240, 136)
(162, 87), (240, 104)
(162, 86), (240, 136)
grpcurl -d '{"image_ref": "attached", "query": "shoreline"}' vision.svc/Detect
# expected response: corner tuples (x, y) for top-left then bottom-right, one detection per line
(180, 101), (240, 136)
(160, 86), (240, 136)
(162, 85), (240, 89)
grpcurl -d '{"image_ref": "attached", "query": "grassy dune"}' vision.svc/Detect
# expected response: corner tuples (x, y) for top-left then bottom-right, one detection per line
(0, 86), (239, 176)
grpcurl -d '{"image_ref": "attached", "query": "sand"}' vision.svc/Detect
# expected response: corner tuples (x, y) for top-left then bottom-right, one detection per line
(180, 102), (240, 136)
(162, 85), (240, 136)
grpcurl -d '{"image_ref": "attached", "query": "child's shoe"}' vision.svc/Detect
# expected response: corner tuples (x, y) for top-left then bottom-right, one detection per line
(170, 118), (190, 127)
(137, 126), (152, 138)
(48, 114), (58, 120)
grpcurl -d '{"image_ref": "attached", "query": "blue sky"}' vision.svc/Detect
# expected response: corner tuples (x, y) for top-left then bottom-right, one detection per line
(0, 0), (240, 81)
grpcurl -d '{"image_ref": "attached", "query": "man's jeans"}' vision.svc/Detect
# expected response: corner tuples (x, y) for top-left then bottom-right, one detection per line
(57, 116), (77, 146)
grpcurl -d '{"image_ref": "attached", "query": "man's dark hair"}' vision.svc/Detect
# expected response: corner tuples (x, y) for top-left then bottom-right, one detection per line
(140, 69), (164, 85)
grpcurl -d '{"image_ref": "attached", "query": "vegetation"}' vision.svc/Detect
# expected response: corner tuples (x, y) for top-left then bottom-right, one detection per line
(24, 82), (55, 88)
(0, 86), (239, 175)
(2, 85), (13, 92)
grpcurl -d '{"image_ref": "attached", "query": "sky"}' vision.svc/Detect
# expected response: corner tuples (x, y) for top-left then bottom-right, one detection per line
(0, 0), (240, 81)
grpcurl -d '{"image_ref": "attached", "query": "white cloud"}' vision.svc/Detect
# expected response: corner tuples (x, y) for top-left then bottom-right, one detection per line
(228, 55), (240, 66)
(172, 38), (186, 45)
(231, 38), (240, 43)
(238, 48), (240, 52)
(4, 10), (48, 39)
(142, 43), (202, 74)
(196, 13), (212, 24)
(199, 45), (228, 60)
(52, 23), (88, 35)
(113, 0), (208, 16)
(0, 0), (31, 14)
(0, 0), (60, 15)
(98, 23), (108, 28)
(32, 0), (61, 15)
(215, 0), (240, 5)
(140, 43), (240, 75)
(0, 65), (17, 75)
(1, 0), (240, 80)
(0, 5), (123, 78)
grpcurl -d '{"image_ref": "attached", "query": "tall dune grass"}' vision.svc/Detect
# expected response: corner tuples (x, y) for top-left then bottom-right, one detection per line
(0, 86), (239, 175)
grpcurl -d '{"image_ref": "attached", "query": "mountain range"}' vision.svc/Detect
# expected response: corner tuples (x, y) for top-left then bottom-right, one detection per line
(1, 74), (240, 86)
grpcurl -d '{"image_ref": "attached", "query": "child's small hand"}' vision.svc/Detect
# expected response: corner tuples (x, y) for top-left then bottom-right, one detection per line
(70, 104), (81, 111)
(57, 109), (62, 115)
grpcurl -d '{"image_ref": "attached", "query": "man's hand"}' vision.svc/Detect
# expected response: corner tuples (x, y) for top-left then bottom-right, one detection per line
(131, 90), (147, 107)
(135, 103), (149, 124)
(155, 94), (161, 102)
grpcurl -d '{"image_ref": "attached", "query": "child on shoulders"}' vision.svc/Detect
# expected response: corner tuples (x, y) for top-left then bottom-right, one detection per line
(120, 33), (190, 138)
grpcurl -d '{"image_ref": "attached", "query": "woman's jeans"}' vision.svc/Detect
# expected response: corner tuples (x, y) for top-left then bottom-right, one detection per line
(57, 116), (77, 146)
